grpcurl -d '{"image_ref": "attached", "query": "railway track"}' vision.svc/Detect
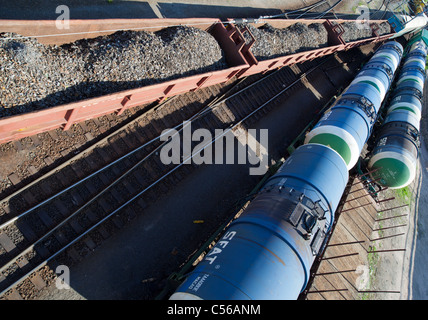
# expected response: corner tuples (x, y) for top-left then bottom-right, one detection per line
(263, 0), (330, 19)
(285, 0), (342, 19)
(0, 51), (344, 299)
(0, 73), (242, 299)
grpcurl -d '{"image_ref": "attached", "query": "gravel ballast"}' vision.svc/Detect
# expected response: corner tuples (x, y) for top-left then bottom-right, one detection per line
(0, 26), (227, 118)
(241, 22), (329, 61)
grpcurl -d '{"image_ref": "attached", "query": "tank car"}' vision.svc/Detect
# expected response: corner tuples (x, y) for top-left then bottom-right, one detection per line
(304, 41), (404, 169)
(368, 36), (427, 189)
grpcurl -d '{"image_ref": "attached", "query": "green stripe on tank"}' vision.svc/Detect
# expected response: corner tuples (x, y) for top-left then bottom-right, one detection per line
(376, 54), (393, 62)
(357, 80), (381, 93)
(371, 158), (411, 188)
(308, 133), (351, 165)
(400, 78), (420, 83)
(390, 106), (417, 114)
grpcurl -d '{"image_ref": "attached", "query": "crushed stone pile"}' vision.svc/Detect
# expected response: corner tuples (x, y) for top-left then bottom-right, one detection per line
(340, 21), (391, 42)
(240, 21), (391, 61)
(240, 22), (329, 61)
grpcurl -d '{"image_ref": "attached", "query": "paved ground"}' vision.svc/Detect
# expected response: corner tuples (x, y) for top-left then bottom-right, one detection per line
(0, 0), (394, 20)
(405, 136), (428, 299)
(399, 75), (428, 299)
(0, 0), (309, 20)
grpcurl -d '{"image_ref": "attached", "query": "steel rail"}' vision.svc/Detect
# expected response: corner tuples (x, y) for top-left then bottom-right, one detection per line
(0, 76), (252, 275)
(0, 66), (289, 230)
(313, 0), (345, 19)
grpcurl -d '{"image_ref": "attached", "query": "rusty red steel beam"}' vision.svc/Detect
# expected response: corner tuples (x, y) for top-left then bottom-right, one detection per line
(0, 18), (394, 145)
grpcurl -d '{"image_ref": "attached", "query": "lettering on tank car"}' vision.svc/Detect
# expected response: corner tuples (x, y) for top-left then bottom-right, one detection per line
(204, 231), (236, 265)
(188, 274), (210, 292)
